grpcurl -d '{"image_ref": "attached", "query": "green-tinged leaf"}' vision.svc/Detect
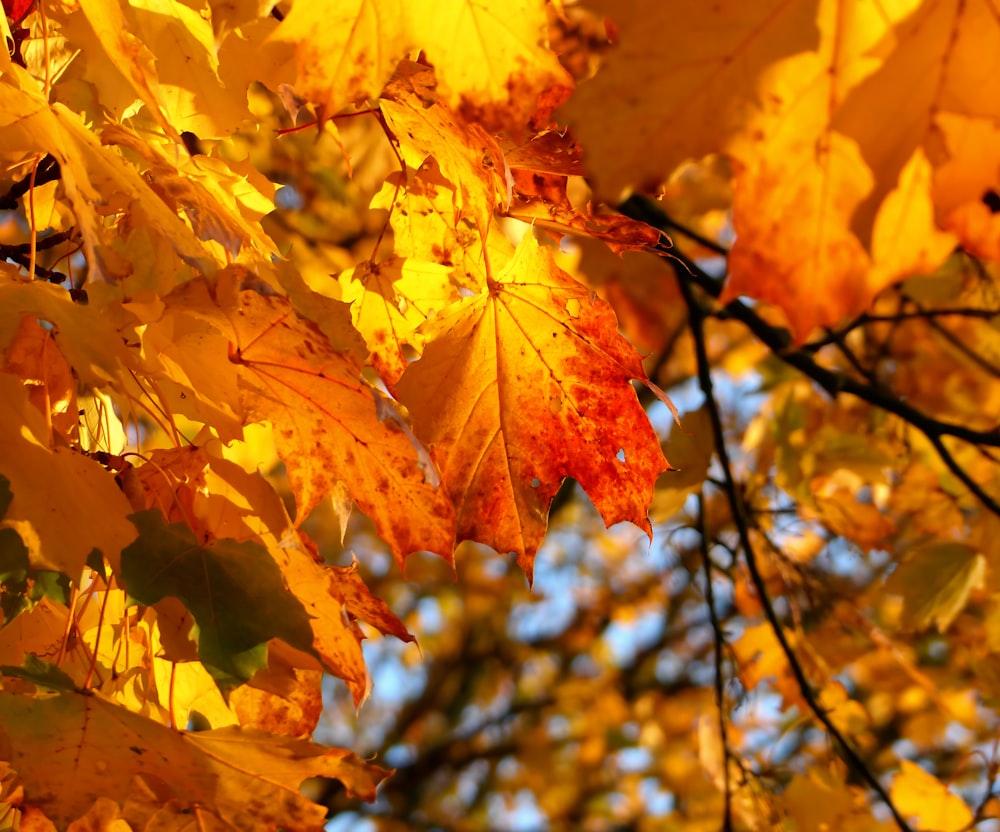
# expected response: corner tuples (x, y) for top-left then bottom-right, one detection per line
(121, 509), (316, 689)
(0, 654), (77, 692)
(0, 530), (70, 623)
(28, 571), (71, 607)
(650, 406), (715, 522)
(885, 542), (986, 632)
(0, 528), (28, 579)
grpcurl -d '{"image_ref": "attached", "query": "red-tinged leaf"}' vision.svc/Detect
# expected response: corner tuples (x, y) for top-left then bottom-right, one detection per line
(330, 557), (416, 644)
(3, 0), (34, 25)
(500, 131), (586, 177)
(396, 232), (670, 580)
(380, 68), (509, 239)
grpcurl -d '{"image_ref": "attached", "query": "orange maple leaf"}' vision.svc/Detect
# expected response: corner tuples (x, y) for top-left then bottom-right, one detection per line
(229, 290), (456, 566)
(396, 233), (669, 580)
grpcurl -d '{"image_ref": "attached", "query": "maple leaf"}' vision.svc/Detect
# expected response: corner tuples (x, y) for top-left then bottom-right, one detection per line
(266, 539), (372, 706)
(562, 0), (818, 199)
(564, 0), (962, 337)
(135, 282), (247, 443)
(890, 760), (974, 832)
(506, 166), (663, 255)
(0, 374), (135, 577)
(498, 130), (664, 254)
(380, 65), (510, 240)
(230, 667), (324, 738)
(122, 442), (397, 706)
(269, 0), (571, 132)
(403, 0), (574, 133)
(228, 288), (456, 564)
(0, 691), (390, 830)
(267, 0), (412, 120)
(102, 124), (278, 257)
(121, 509), (317, 689)
(833, 0), (1000, 245)
(4, 316), (79, 444)
(0, 69), (216, 282)
(371, 164), (512, 292)
(396, 232), (669, 579)
(338, 257), (458, 386)
(329, 557), (415, 644)
(52, 0), (252, 139)
(884, 542), (986, 632)
(0, 277), (132, 388)
(5, 0), (1000, 826)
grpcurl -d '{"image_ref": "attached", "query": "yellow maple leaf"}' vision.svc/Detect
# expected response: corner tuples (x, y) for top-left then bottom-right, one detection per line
(0, 374), (136, 576)
(0, 70), (216, 282)
(65, 0), (252, 138)
(562, 0), (823, 199)
(890, 760), (974, 832)
(380, 68), (509, 240)
(338, 257), (458, 386)
(0, 691), (390, 829)
(267, 0), (413, 119)
(834, 0), (1000, 242)
(405, 0), (573, 133)
(372, 166), (510, 292)
(566, 0), (968, 338)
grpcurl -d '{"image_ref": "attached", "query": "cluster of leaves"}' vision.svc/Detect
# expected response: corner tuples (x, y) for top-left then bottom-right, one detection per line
(0, 0), (666, 828)
(1, 0), (999, 830)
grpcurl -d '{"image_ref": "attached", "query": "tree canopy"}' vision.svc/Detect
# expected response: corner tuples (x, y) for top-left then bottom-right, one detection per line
(1, 0), (1000, 830)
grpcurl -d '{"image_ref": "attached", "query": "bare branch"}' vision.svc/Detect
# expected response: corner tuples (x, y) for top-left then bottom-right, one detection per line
(697, 490), (733, 832)
(676, 263), (915, 832)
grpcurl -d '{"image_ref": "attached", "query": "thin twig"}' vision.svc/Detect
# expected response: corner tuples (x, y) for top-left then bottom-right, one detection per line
(618, 196), (1000, 453)
(0, 229), (75, 256)
(920, 309), (1000, 378)
(924, 432), (1000, 517)
(697, 490), (733, 832)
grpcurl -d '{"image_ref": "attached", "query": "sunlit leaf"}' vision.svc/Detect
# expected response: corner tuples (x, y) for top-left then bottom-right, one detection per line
(0, 691), (390, 829)
(229, 289), (456, 564)
(890, 760), (974, 832)
(397, 232), (669, 578)
(0, 374), (136, 576)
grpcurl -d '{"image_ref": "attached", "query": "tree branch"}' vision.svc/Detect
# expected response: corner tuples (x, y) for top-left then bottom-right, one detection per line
(0, 155), (60, 210)
(697, 490), (733, 832)
(676, 265), (915, 832)
(620, 195), (1000, 524)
